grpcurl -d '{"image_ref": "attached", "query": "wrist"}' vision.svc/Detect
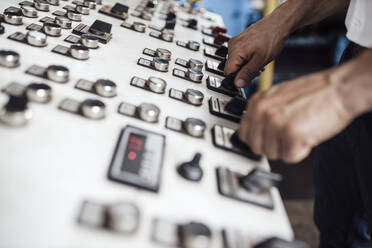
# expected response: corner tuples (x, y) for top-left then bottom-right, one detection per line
(332, 50), (372, 118)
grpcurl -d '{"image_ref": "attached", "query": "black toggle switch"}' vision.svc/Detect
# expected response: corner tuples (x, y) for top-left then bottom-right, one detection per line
(177, 153), (203, 182)
(217, 59), (226, 71)
(254, 237), (309, 248)
(89, 20), (112, 36)
(146, 1), (155, 8)
(110, 3), (129, 15)
(164, 20), (176, 30)
(215, 45), (228, 58)
(5, 95), (28, 112)
(224, 96), (247, 116)
(221, 72), (238, 91)
(187, 18), (197, 29)
(230, 131), (261, 160)
(166, 12), (176, 21)
(239, 168), (282, 194)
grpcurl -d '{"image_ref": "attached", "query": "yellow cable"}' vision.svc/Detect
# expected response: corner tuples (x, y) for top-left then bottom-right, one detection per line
(258, 0), (278, 92)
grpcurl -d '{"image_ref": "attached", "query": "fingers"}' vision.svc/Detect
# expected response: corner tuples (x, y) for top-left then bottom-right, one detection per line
(262, 110), (281, 160)
(235, 55), (264, 87)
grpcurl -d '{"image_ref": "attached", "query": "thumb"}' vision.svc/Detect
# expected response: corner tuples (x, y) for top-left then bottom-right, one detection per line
(235, 55), (263, 87)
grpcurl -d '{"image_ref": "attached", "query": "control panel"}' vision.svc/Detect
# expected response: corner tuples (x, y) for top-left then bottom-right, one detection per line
(0, 0), (295, 247)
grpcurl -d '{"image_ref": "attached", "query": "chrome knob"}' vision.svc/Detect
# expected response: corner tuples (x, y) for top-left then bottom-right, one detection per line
(4, 12), (23, 25)
(76, 5), (90, 15)
(147, 77), (166, 93)
(46, 65), (69, 83)
(80, 99), (106, 119)
(133, 22), (146, 32)
(81, 34), (98, 48)
(185, 118), (206, 137)
(187, 41), (200, 51)
(185, 89), (204, 106)
(26, 83), (52, 103)
(161, 30), (174, 42)
(152, 57), (169, 72)
(156, 48), (172, 61)
(55, 16), (72, 29)
(186, 68), (203, 83)
(138, 103), (160, 123)
(34, 0), (50, 11)
(0, 50), (20, 68)
(188, 59), (203, 71)
(70, 45), (89, 60)
(21, 6), (38, 18)
(67, 10), (82, 21)
(43, 22), (62, 37)
(26, 31), (47, 47)
(94, 79), (117, 97)
(46, 0), (59, 5)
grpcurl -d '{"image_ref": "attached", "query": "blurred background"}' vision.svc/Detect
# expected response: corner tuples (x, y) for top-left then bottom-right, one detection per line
(183, 0), (350, 247)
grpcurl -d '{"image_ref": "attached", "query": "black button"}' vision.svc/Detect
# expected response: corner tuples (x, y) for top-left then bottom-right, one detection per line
(177, 153), (203, 182)
(215, 45), (228, 58)
(111, 3), (129, 15)
(166, 12), (176, 21)
(224, 96), (247, 116)
(5, 95), (28, 112)
(217, 59), (226, 71)
(89, 20), (112, 35)
(221, 72), (238, 91)
(164, 20), (176, 30)
(187, 18), (197, 28)
(145, 1), (155, 8)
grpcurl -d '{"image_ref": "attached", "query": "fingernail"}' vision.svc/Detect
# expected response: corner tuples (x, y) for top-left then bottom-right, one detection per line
(236, 79), (245, 87)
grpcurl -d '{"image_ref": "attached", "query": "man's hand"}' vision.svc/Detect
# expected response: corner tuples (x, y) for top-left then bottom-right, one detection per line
(238, 70), (354, 163)
(225, 17), (287, 87)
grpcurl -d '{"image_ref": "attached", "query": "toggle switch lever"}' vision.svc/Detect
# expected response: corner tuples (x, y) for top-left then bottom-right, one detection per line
(238, 168), (282, 194)
(224, 96), (247, 116)
(230, 131), (262, 161)
(177, 153), (203, 182)
(221, 72), (239, 91)
(215, 45), (228, 58)
(217, 59), (226, 71)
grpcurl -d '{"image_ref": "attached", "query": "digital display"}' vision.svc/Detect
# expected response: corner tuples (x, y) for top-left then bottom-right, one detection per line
(121, 133), (147, 174)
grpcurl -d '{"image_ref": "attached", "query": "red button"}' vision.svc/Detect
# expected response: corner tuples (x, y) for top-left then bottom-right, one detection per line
(214, 33), (231, 45)
(128, 151), (137, 161)
(212, 26), (227, 35)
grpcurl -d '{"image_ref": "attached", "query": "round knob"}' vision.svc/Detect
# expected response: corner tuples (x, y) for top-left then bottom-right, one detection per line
(46, 0), (59, 5)
(138, 103), (160, 123)
(185, 89), (204, 106)
(4, 10), (23, 25)
(179, 222), (212, 248)
(147, 77), (166, 93)
(70, 45), (89, 60)
(34, 0), (50, 12)
(161, 30), (174, 42)
(106, 202), (140, 234)
(187, 41), (200, 51)
(83, 0), (97, 9)
(67, 10), (82, 21)
(46, 65), (69, 83)
(186, 68), (203, 83)
(26, 31), (47, 47)
(0, 50), (20, 68)
(0, 95), (32, 126)
(188, 59), (203, 71)
(26, 83), (52, 103)
(152, 57), (169, 72)
(43, 22), (62, 37)
(156, 48), (172, 61)
(94, 79), (117, 97)
(133, 22), (146, 32)
(80, 99), (106, 119)
(21, 6), (38, 18)
(55, 16), (72, 29)
(177, 153), (203, 182)
(185, 118), (206, 137)
(76, 5), (90, 15)
(81, 34), (98, 48)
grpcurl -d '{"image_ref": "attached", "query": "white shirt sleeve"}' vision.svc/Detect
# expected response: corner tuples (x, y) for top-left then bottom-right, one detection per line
(345, 0), (372, 48)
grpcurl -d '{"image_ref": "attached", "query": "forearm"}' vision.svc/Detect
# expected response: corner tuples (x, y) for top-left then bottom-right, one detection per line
(334, 49), (372, 118)
(264, 0), (350, 37)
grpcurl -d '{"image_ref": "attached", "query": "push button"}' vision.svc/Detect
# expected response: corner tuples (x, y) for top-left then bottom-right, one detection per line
(215, 46), (228, 58)
(34, 0), (50, 12)
(186, 68), (203, 83)
(70, 45), (89, 60)
(26, 30), (48, 47)
(55, 16), (72, 29)
(80, 99), (106, 119)
(21, 6), (38, 18)
(224, 96), (247, 116)
(81, 34), (99, 48)
(94, 79), (117, 97)
(187, 40), (200, 51)
(156, 48), (172, 61)
(148, 77), (166, 93)
(67, 10), (82, 21)
(0, 50), (20, 68)
(46, 0), (59, 6)
(26, 83), (52, 103)
(4, 8), (23, 25)
(185, 89), (204, 106)
(214, 33), (231, 46)
(152, 57), (169, 72)
(185, 118), (206, 137)
(0, 95), (32, 126)
(76, 5), (90, 15)
(47, 65), (69, 83)
(43, 22), (62, 37)
(212, 26), (227, 35)
(138, 103), (160, 123)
